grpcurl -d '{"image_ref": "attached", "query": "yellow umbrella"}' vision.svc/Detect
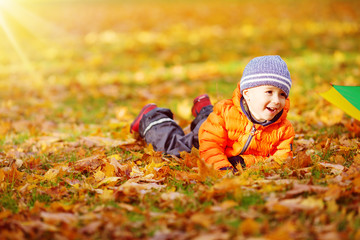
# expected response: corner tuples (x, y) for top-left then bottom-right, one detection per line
(320, 85), (360, 121)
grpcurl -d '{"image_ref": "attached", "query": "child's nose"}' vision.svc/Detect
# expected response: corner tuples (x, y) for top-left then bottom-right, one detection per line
(272, 95), (280, 104)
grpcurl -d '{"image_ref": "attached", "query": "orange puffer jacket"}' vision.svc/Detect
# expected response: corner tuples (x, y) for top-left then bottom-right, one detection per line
(198, 82), (295, 170)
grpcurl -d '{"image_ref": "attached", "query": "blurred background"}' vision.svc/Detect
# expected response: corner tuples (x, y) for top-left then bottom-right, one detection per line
(0, 0), (360, 142)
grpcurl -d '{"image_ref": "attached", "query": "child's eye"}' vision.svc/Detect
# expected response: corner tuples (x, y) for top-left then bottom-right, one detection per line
(265, 91), (272, 94)
(280, 93), (286, 97)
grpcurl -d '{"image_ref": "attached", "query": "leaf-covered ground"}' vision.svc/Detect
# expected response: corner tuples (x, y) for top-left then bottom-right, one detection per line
(1, 0), (360, 239)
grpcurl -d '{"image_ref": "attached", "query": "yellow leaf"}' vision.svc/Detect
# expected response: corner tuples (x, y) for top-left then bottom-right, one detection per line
(50, 202), (74, 212)
(115, 106), (132, 121)
(99, 189), (114, 201)
(130, 165), (144, 178)
(144, 160), (167, 175)
(96, 177), (121, 187)
(334, 50), (345, 63)
(44, 169), (59, 182)
(176, 99), (192, 120)
(144, 144), (155, 154)
(104, 162), (116, 177)
(94, 168), (106, 182)
(301, 197), (324, 211)
(326, 200), (338, 214)
(109, 154), (121, 161)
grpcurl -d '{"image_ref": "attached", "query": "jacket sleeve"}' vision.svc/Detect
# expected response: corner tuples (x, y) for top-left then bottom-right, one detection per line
(241, 121), (295, 167)
(198, 103), (232, 170)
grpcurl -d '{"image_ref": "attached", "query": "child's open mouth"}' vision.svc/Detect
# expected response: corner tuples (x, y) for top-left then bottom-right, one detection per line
(267, 107), (277, 113)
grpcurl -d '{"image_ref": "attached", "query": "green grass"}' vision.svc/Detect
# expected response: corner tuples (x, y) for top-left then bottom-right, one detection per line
(28, 189), (52, 208)
(0, 191), (19, 213)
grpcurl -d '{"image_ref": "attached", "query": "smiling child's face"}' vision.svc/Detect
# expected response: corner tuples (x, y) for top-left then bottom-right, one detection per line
(243, 85), (287, 122)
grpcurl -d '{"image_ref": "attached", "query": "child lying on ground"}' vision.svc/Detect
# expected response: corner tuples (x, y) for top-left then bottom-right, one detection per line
(130, 55), (295, 172)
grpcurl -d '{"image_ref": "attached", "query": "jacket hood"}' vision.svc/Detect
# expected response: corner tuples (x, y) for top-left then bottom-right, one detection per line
(232, 82), (290, 124)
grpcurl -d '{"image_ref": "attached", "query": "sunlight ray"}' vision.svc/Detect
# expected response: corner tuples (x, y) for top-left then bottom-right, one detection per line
(0, 0), (68, 42)
(0, 10), (43, 86)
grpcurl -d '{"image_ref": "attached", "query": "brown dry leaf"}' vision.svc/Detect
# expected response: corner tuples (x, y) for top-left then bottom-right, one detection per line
(318, 162), (345, 175)
(266, 198), (301, 213)
(174, 170), (200, 182)
(239, 218), (260, 236)
(287, 150), (312, 168)
(341, 161), (360, 180)
(140, 143), (163, 164)
(286, 183), (328, 198)
(0, 210), (12, 219)
(20, 220), (58, 235)
(354, 229), (360, 240)
(0, 168), (5, 182)
(218, 200), (238, 210)
(345, 119), (360, 136)
(313, 224), (341, 240)
(161, 191), (185, 201)
(180, 148), (200, 168)
(73, 155), (104, 172)
(40, 211), (77, 225)
(1, 165), (24, 184)
(267, 202), (291, 215)
(49, 202), (74, 212)
(266, 221), (296, 240)
(80, 221), (102, 235)
(81, 136), (127, 148)
(76, 147), (87, 158)
(190, 212), (212, 228)
(330, 154), (346, 165)
(193, 232), (230, 240)
(36, 136), (63, 147)
(197, 158), (221, 181)
(352, 176), (360, 193)
(81, 221), (103, 235)
(114, 181), (166, 199)
(142, 152), (164, 164)
(353, 154), (360, 165)
(324, 184), (342, 201)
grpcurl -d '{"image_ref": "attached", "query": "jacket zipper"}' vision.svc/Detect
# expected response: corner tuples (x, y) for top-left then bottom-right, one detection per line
(239, 125), (256, 154)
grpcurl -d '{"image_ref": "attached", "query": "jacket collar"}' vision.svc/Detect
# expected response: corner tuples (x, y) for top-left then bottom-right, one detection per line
(232, 82), (290, 126)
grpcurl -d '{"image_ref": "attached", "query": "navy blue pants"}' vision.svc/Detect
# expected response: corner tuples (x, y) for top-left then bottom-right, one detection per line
(138, 105), (213, 156)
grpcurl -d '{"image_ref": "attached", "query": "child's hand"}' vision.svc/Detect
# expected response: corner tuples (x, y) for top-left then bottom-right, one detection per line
(234, 163), (244, 173)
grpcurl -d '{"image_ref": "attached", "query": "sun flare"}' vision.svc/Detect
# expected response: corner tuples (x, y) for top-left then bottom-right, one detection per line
(0, 0), (12, 8)
(0, 0), (66, 87)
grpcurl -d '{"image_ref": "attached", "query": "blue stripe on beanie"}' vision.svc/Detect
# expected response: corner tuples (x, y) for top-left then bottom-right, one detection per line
(240, 55), (292, 97)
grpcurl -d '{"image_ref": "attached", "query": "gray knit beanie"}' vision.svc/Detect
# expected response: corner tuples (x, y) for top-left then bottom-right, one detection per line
(240, 55), (292, 97)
